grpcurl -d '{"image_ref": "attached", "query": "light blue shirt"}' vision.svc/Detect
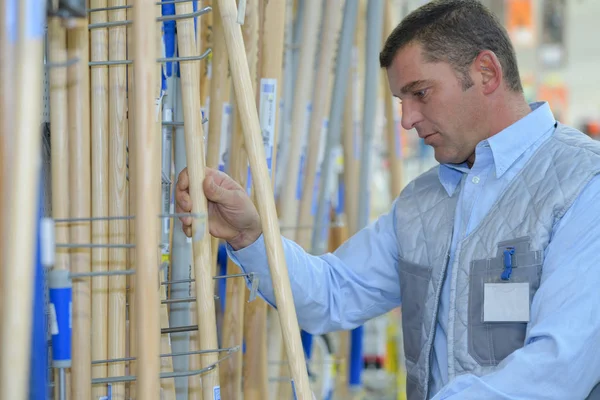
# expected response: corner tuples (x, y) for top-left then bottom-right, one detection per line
(228, 102), (600, 399)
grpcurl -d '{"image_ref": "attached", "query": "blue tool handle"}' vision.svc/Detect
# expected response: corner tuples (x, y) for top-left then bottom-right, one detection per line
(48, 269), (72, 368)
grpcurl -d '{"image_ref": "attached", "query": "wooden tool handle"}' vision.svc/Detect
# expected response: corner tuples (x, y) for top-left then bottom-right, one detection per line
(220, 1), (259, 398)
(278, 0), (322, 243)
(243, 1), (287, 398)
(383, 1), (403, 199)
(206, 0), (231, 281)
(0, 0), (13, 316)
(0, 2), (46, 398)
(67, 19), (93, 400)
(175, 2), (222, 399)
(108, 1), (129, 397)
(133, 1), (161, 398)
(217, 0), (312, 398)
(296, 0), (344, 250)
(126, 1), (137, 397)
(89, 1), (109, 396)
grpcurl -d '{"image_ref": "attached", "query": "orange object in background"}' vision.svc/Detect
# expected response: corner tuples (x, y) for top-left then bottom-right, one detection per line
(506, 0), (535, 47)
(538, 83), (568, 123)
(583, 120), (600, 138)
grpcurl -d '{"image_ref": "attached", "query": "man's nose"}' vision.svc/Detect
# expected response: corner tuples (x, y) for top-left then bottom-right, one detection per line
(401, 101), (424, 131)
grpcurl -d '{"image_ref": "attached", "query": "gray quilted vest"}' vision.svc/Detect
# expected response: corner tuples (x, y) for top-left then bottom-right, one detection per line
(395, 124), (600, 399)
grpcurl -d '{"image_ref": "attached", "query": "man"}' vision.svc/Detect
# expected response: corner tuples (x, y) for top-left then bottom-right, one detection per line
(176, 0), (600, 398)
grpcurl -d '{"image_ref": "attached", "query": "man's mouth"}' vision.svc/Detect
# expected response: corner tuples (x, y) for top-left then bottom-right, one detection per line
(421, 132), (439, 145)
(420, 132), (437, 140)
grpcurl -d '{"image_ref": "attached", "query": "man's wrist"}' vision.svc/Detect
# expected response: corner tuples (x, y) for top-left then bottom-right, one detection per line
(228, 228), (262, 251)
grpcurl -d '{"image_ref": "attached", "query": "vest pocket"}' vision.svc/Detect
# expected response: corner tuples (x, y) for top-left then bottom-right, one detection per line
(399, 257), (433, 364)
(468, 251), (542, 366)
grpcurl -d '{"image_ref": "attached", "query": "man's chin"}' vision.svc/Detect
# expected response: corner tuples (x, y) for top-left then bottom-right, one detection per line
(433, 150), (465, 166)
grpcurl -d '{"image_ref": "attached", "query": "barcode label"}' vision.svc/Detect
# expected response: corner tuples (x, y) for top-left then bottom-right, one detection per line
(259, 79), (278, 175)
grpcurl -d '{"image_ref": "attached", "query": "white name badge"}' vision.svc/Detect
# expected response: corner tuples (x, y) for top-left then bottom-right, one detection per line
(483, 282), (530, 323)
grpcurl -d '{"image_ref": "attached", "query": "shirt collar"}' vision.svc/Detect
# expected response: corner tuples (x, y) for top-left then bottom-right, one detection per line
(438, 101), (556, 196)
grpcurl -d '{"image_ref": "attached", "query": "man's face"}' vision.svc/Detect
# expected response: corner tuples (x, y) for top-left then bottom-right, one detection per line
(386, 43), (486, 166)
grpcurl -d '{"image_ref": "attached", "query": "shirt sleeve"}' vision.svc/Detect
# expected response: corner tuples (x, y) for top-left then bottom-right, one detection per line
(226, 200), (402, 335)
(432, 175), (600, 399)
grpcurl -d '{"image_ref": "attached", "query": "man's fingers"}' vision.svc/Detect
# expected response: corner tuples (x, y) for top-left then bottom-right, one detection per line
(184, 226), (192, 238)
(177, 168), (189, 191)
(176, 186), (192, 211)
(175, 199), (192, 227)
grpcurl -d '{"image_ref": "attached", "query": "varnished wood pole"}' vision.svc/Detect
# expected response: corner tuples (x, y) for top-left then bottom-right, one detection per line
(219, 2), (259, 398)
(217, 0), (312, 397)
(243, 1), (287, 398)
(67, 16), (93, 400)
(108, 1), (129, 397)
(200, 0), (212, 112)
(296, 0), (344, 251)
(49, 17), (71, 274)
(206, 0), (231, 280)
(90, 1), (110, 396)
(126, 0), (137, 396)
(343, 0), (366, 237)
(133, 0), (161, 397)
(330, 220), (350, 398)
(0, 1), (45, 397)
(278, 3), (323, 397)
(382, 1), (403, 199)
(156, 5), (175, 397)
(221, 99), (251, 399)
(0, 0), (13, 311)
(48, 15), (72, 399)
(175, 2), (222, 398)
(278, 0), (321, 242)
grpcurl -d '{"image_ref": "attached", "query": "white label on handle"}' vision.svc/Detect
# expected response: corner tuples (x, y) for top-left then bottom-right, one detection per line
(163, 108), (173, 122)
(49, 303), (59, 335)
(219, 102), (232, 171)
(213, 385), (221, 400)
(259, 78), (278, 171)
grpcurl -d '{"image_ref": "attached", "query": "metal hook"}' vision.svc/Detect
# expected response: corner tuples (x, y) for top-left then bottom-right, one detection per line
(87, 0), (211, 13)
(88, 48), (212, 67)
(44, 57), (80, 69)
(88, 7), (211, 29)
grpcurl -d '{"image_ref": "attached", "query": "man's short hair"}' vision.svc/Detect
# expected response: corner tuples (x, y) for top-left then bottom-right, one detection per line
(379, 0), (523, 92)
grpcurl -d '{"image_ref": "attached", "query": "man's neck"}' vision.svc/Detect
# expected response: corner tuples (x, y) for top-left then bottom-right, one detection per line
(486, 94), (531, 139)
(466, 94), (530, 169)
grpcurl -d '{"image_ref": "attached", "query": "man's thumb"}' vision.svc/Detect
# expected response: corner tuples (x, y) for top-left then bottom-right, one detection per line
(204, 175), (227, 203)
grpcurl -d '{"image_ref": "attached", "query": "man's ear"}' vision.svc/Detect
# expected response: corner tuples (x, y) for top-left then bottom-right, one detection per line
(474, 50), (502, 95)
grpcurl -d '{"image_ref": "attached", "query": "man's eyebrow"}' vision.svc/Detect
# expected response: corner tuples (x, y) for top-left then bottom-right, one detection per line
(400, 80), (432, 94)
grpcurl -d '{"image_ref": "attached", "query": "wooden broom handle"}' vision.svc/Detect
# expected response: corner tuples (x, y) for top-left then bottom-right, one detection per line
(296, 0), (344, 250)
(108, 1), (129, 398)
(219, 1), (259, 398)
(383, 0), (403, 199)
(133, 1), (161, 397)
(175, 2), (222, 399)
(0, 1), (45, 398)
(89, 0), (109, 397)
(206, 0), (230, 281)
(67, 19), (93, 400)
(216, 0), (312, 398)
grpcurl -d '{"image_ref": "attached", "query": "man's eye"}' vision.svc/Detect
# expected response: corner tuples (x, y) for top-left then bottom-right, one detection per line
(414, 89), (428, 99)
